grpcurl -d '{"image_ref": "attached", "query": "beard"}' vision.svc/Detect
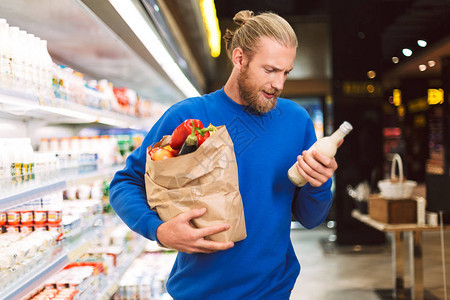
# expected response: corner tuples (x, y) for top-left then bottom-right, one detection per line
(237, 64), (281, 114)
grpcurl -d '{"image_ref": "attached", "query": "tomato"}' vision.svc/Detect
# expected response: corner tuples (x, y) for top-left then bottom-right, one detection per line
(149, 147), (175, 161)
(163, 145), (179, 156)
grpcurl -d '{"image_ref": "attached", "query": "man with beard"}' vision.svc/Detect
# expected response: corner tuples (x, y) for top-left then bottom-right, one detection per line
(110, 10), (338, 299)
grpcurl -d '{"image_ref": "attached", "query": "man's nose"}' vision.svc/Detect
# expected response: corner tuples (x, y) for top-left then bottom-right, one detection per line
(272, 74), (285, 91)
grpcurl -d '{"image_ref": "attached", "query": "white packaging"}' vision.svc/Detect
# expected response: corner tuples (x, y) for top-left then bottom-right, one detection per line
(18, 29), (33, 94)
(8, 26), (21, 90)
(0, 139), (11, 178)
(0, 19), (11, 88)
(26, 33), (39, 92)
(7, 244), (26, 264)
(417, 197), (426, 226)
(49, 137), (59, 153)
(22, 138), (35, 176)
(427, 212), (438, 227)
(0, 248), (17, 269)
(39, 39), (54, 98)
(6, 139), (25, 177)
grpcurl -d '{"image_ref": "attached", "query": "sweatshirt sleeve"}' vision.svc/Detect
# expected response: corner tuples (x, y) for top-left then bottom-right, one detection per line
(291, 118), (333, 229)
(109, 108), (181, 241)
(292, 180), (333, 229)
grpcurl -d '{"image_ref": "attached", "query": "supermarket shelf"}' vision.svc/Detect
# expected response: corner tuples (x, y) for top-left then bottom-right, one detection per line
(98, 237), (147, 300)
(0, 245), (69, 300)
(0, 164), (124, 211)
(64, 164), (124, 187)
(0, 179), (67, 211)
(0, 0), (188, 104)
(0, 216), (114, 300)
(0, 87), (157, 129)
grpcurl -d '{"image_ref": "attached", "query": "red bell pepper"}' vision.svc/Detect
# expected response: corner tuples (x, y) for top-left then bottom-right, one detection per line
(195, 125), (214, 146)
(178, 120), (199, 155)
(170, 119), (214, 150)
(177, 121), (216, 155)
(170, 119), (204, 150)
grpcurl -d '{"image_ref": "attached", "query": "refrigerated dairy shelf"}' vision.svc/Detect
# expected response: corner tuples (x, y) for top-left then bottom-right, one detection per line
(0, 164), (124, 211)
(0, 87), (157, 129)
(0, 214), (116, 300)
(0, 179), (66, 212)
(98, 238), (147, 300)
(0, 244), (67, 300)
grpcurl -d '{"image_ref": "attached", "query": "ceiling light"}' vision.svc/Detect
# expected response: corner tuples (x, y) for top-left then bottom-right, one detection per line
(417, 40), (427, 47)
(419, 64), (427, 71)
(428, 60), (436, 67)
(200, 0), (221, 58)
(402, 48), (412, 57)
(392, 57), (399, 64)
(109, 0), (201, 98)
(367, 70), (376, 79)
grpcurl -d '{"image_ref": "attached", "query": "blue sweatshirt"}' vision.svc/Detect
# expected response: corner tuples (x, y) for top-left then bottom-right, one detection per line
(109, 88), (333, 299)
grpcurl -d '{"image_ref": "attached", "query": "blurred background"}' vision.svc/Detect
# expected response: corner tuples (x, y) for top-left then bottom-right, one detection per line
(0, 1), (449, 299)
(1, 0), (450, 245)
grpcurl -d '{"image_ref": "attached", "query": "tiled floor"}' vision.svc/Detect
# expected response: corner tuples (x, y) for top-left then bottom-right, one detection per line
(290, 226), (450, 300)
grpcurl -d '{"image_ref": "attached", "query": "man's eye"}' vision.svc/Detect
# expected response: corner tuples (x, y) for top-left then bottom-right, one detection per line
(265, 68), (274, 73)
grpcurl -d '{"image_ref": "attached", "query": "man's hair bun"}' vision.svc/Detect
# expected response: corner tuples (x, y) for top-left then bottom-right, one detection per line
(233, 10), (254, 27)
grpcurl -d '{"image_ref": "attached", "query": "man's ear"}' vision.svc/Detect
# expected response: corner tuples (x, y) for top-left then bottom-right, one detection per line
(232, 47), (245, 68)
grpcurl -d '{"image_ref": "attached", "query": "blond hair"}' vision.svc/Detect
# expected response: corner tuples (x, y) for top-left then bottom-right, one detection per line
(223, 10), (298, 61)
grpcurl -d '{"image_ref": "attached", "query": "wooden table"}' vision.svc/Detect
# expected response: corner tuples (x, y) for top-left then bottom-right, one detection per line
(352, 210), (449, 300)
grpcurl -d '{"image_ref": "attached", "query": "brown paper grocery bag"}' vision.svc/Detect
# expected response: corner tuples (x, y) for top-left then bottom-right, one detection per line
(145, 126), (246, 243)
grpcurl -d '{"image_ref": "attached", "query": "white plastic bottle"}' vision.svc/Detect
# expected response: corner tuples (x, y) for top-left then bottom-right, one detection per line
(19, 30), (32, 94)
(99, 135), (114, 166)
(26, 33), (38, 93)
(8, 139), (19, 177)
(63, 66), (74, 101)
(8, 26), (21, 90)
(40, 39), (54, 99)
(0, 19), (10, 88)
(33, 38), (53, 99)
(288, 121), (353, 187)
(34, 36), (46, 95)
(12, 28), (27, 92)
(39, 137), (49, 152)
(23, 138), (35, 177)
(3, 139), (14, 179)
(6, 138), (26, 180)
(0, 139), (11, 179)
(17, 139), (28, 178)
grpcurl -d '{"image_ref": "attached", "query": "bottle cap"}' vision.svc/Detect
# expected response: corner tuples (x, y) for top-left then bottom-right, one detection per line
(339, 121), (353, 135)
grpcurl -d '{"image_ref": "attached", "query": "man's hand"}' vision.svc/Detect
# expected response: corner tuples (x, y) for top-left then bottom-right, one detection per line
(156, 208), (235, 254)
(295, 149), (339, 187)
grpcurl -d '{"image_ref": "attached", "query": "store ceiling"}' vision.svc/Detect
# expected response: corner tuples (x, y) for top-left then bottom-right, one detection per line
(0, 0), (186, 105)
(0, 0), (448, 105)
(168, 0), (450, 89)
(214, 0), (328, 18)
(380, 0), (450, 81)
